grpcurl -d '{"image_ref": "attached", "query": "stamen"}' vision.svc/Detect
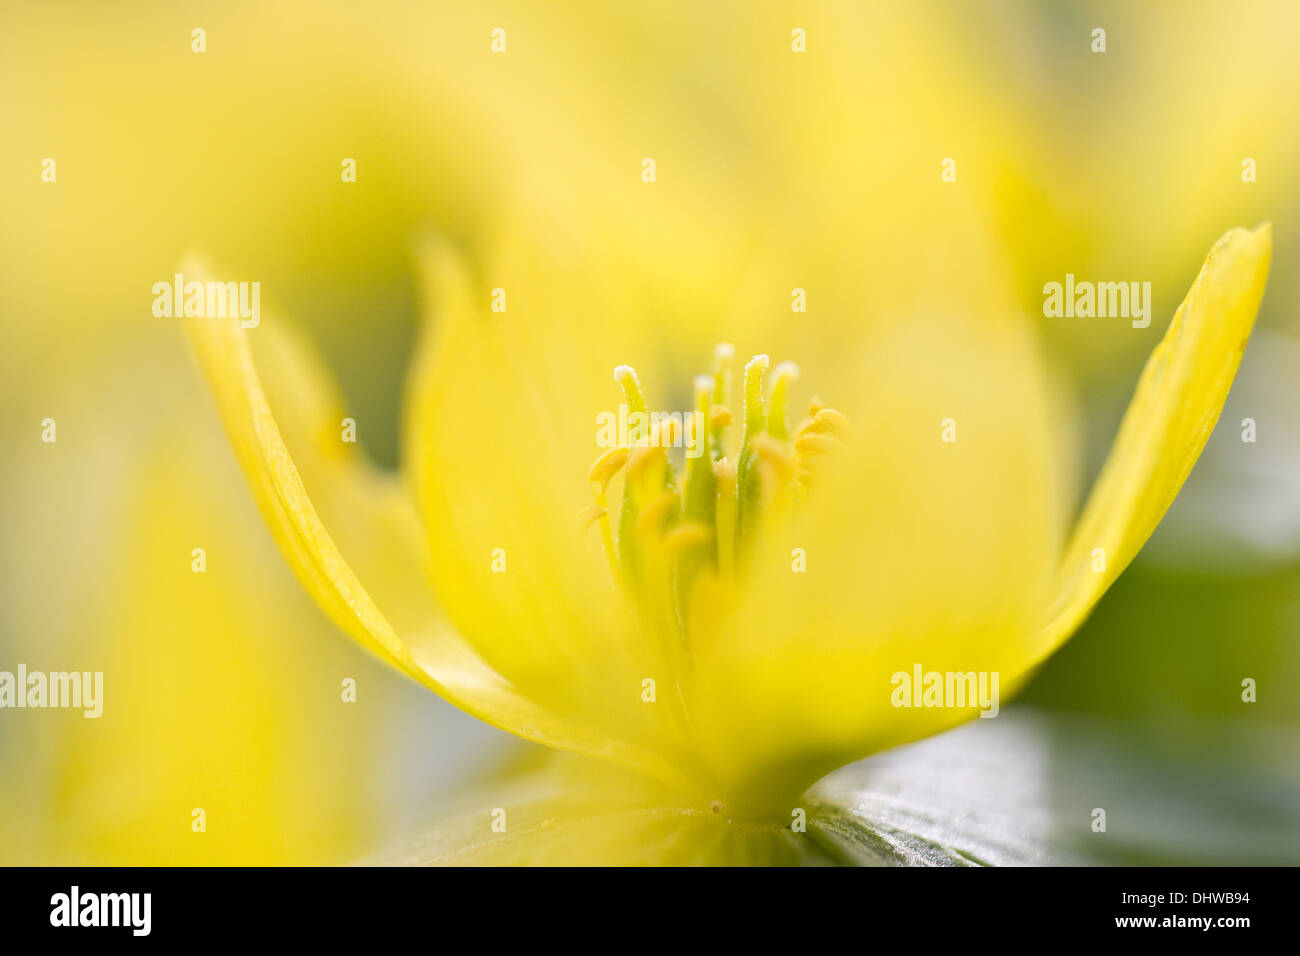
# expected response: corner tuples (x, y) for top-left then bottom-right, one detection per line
(793, 401), (849, 494)
(591, 348), (846, 661)
(664, 522), (712, 558)
(586, 448), (627, 581)
(651, 416), (682, 451)
(683, 376), (716, 529)
(711, 344), (735, 406)
(736, 354), (770, 555)
(741, 354), (770, 442)
(714, 456), (737, 582)
(814, 407), (850, 436)
(588, 446), (630, 488)
(794, 431), (843, 456)
(767, 361), (800, 441)
(673, 377), (720, 625)
(751, 433), (796, 472)
(626, 442), (668, 486)
(615, 364), (651, 584)
(615, 364), (649, 415)
(752, 434), (796, 530)
(711, 344), (735, 460)
(577, 504), (607, 529)
(636, 490), (678, 537)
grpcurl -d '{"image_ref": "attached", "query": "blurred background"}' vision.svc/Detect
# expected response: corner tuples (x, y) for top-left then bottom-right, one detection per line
(1, 0), (1297, 863)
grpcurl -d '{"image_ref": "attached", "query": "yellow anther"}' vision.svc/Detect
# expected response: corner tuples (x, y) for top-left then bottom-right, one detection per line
(636, 490), (678, 536)
(793, 406), (850, 496)
(750, 433), (796, 473)
(807, 395), (826, 416)
(626, 442), (667, 483)
(710, 405), (733, 429)
(588, 446), (630, 487)
(792, 418), (817, 442)
(795, 431), (844, 456)
(663, 522), (712, 558)
(713, 456), (737, 493)
(814, 407), (851, 437)
(577, 504), (607, 529)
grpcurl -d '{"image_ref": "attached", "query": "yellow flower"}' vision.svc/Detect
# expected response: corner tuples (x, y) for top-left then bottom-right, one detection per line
(0, 349), (388, 864)
(186, 224), (1270, 838)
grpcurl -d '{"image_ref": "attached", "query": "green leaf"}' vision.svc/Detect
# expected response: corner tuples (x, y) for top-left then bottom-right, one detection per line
(376, 789), (836, 867)
(372, 708), (1300, 865)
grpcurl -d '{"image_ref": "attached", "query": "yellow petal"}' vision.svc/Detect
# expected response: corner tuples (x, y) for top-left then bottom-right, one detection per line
(402, 240), (696, 784)
(183, 264), (686, 785)
(689, 308), (1067, 813)
(1030, 224), (1272, 663)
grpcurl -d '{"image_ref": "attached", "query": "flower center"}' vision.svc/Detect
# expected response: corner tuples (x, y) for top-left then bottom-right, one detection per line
(584, 344), (848, 639)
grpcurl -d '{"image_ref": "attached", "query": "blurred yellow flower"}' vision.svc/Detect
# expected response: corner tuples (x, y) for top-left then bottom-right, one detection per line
(187, 223), (1270, 832)
(3, 0), (1295, 868)
(0, 344), (392, 864)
